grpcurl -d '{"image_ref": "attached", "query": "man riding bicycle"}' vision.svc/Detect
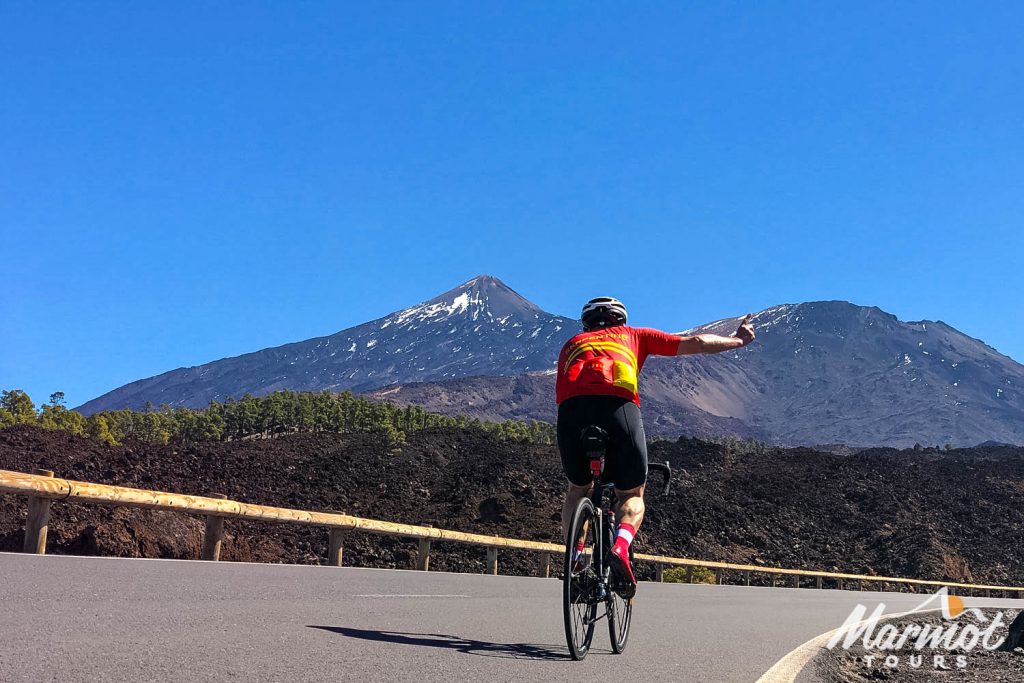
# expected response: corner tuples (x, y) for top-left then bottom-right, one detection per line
(556, 297), (756, 598)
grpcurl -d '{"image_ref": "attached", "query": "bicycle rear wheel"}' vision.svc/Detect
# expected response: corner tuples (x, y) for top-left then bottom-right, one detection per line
(563, 497), (598, 660)
(607, 543), (634, 653)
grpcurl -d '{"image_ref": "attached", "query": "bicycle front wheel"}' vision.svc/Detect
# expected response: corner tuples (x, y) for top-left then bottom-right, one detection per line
(563, 497), (598, 660)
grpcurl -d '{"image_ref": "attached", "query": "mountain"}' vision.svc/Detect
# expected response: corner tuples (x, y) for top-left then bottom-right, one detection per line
(78, 276), (1024, 447)
(77, 276), (574, 414)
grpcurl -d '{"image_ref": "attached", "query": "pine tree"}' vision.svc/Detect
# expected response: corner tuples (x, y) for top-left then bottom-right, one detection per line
(87, 414), (117, 445)
(0, 389), (36, 424)
(38, 391), (86, 435)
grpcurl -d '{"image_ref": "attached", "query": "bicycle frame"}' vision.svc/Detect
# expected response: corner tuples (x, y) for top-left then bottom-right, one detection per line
(575, 452), (671, 610)
(577, 455), (619, 609)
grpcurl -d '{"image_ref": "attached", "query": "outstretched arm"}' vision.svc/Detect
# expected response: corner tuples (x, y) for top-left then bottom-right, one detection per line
(676, 314), (756, 355)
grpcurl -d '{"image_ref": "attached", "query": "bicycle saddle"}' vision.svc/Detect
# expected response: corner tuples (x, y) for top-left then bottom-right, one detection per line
(579, 425), (609, 455)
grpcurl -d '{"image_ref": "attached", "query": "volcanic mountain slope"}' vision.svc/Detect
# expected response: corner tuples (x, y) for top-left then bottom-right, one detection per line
(78, 276), (574, 414)
(672, 302), (1024, 447)
(370, 302), (1024, 447)
(78, 275), (1024, 447)
(369, 374), (770, 442)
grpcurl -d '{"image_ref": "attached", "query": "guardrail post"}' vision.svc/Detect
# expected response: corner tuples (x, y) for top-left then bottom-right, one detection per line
(771, 574), (777, 588)
(416, 526), (432, 571)
(540, 553), (551, 578)
(23, 469), (55, 554)
(685, 567), (694, 584)
(744, 571), (751, 586)
(791, 575), (799, 589)
(816, 576), (823, 589)
(200, 494), (229, 561)
(486, 548), (498, 575)
(655, 564), (664, 582)
(326, 510), (345, 567)
(714, 569), (722, 585)
(328, 534), (344, 568)
(327, 529), (344, 567)
(837, 579), (844, 591)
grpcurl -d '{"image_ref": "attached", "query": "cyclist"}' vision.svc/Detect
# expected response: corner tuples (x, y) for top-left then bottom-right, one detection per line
(557, 297), (756, 597)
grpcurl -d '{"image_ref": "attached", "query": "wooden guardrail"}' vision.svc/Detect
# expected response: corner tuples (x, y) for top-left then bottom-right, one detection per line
(3, 467), (1023, 597)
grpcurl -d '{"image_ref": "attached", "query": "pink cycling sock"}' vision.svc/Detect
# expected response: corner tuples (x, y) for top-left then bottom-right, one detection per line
(612, 523), (636, 556)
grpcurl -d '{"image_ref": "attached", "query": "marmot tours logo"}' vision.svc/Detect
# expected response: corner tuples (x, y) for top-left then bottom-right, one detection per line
(826, 587), (1008, 671)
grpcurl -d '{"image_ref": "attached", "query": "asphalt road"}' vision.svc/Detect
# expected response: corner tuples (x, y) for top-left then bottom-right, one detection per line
(1, 553), (1020, 682)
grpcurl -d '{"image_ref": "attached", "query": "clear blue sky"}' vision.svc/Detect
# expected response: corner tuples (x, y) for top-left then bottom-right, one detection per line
(2, 2), (1022, 407)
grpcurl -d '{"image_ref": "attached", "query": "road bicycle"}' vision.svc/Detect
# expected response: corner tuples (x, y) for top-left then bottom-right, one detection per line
(562, 425), (672, 660)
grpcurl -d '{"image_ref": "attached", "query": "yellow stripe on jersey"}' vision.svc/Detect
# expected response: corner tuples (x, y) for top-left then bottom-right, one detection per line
(564, 340), (638, 370)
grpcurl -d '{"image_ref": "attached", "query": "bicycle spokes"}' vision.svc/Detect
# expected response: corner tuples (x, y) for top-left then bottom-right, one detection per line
(563, 498), (599, 659)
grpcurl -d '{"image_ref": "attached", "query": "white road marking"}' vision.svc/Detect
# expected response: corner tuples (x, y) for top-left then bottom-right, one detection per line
(755, 608), (943, 683)
(353, 594), (471, 598)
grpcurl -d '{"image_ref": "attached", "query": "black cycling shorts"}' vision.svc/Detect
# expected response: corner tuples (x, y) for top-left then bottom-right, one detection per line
(556, 395), (648, 490)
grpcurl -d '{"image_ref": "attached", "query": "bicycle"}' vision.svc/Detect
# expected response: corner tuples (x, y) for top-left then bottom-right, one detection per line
(562, 425), (672, 660)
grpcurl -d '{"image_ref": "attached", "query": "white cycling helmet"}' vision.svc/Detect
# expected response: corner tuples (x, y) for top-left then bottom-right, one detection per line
(581, 296), (628, 330)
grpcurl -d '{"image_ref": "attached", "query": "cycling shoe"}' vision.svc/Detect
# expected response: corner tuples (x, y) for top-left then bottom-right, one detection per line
(608, 545), (637, 599)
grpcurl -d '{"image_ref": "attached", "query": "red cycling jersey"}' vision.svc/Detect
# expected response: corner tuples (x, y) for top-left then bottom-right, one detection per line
(555, 325), (683, 406)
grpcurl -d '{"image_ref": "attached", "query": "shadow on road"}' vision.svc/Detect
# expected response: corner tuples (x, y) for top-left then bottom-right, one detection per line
(308, 626), (579, 661)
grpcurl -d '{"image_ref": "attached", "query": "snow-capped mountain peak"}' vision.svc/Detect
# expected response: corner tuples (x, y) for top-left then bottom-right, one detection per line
(388, 275), (543, 327)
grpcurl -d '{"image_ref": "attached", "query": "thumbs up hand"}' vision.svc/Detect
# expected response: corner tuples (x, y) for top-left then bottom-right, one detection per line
(734, 313), (756, 346)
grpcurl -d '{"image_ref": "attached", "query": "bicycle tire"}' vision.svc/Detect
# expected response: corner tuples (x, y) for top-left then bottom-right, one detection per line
(607, 543), (633, 653)
(563, 497), (598, 660)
